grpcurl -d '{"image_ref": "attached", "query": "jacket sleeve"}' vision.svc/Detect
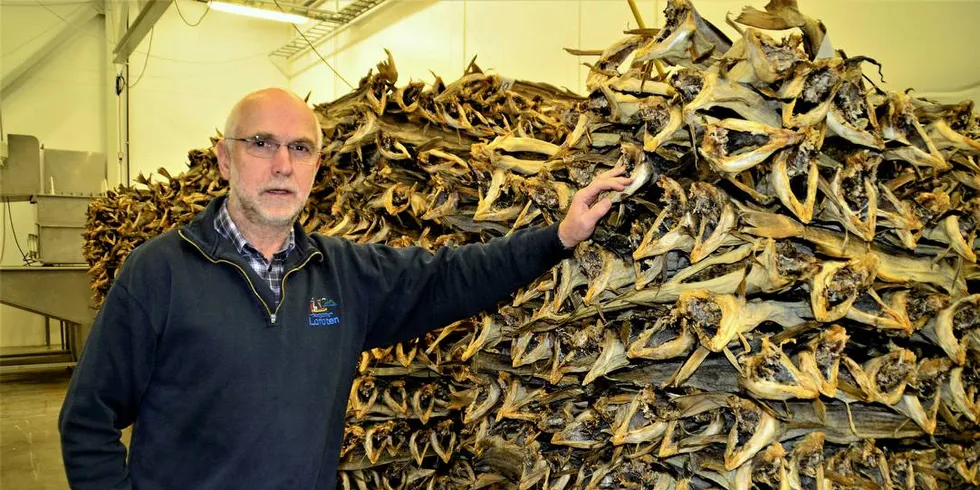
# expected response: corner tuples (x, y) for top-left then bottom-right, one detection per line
(59, 278), (158, 490)
(358, 222), (570, 350)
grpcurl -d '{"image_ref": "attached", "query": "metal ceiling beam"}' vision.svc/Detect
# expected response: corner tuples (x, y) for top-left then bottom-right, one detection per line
(113, 0), (173, 64)
(1, 7), (101, 97)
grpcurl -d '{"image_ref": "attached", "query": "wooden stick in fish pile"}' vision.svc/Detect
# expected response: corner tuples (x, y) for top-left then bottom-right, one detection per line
(84, 0), (980, 488)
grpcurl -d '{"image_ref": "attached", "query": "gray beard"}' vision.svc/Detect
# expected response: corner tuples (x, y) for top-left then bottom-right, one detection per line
(232, 190), (300, 231)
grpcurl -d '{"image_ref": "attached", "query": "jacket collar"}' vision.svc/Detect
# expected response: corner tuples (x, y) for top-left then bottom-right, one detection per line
(180, 195), (321, 267)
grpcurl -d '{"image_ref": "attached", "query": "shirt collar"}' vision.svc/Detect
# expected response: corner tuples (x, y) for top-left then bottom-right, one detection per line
(214, 199), (295, 258)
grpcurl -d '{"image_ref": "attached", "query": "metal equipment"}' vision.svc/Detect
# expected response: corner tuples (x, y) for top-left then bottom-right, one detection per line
(0, 134), (104, 369)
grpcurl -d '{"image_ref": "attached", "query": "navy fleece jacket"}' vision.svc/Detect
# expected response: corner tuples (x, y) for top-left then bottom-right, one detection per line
(59, 196), (569, 490)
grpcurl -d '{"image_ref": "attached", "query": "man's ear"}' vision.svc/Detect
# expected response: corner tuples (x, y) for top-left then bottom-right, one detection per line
(216, 140), (231, 180)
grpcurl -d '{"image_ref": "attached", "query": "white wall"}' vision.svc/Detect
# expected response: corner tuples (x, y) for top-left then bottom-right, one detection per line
(127, 2), (291, 180)
(1, 0), (106, 347)
(0, 1), (290, 348)
(291, 0), (980, 106)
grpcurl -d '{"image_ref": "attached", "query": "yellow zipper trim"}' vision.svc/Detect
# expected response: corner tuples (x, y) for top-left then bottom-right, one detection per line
(272, 250), (322, 321)
(178, 230), (321, 324)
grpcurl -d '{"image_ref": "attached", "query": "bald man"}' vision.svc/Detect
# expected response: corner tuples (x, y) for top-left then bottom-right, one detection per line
(58, 88), (632, 490)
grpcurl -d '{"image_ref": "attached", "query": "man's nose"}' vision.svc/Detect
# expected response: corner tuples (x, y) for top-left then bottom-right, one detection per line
(270, 144), (294, 175)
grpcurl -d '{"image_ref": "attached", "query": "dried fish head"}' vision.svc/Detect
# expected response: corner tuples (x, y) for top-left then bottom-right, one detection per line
(551, 258), (589, 314)
(411, 382), (450, 425)
(609, 387), (669, 446)
(550, 407), (608, 450)
(749, 442), (789, 490)
(547, 322), (605, 384)
(364, 419), (410, 465)
(376, 132), (412, 161)
(725, 28), (807, 87)
(474, 169), (525, 222)
(582, 247), (635, 305)
(770, 126), (823, 222)
(420, 184), (460, 222)
(596, 456), (670, 489)
(701, 118), (803, 174)
(809, 254), (879, 322)
(825, 60), (884, 148)
(924, 294), (980, 365)
(779, 57), (844, 128)
(633, 176), (694, 261)
(634, 0), (732, 68)
(820, 148), (881, 241)
(462, 314), (504, 362)
(639, 98), (684, 153)
(826, 440), (891, 489)
(796, 324), (848, 398)
(787, 432), (826, 490)
(895, 356), (952, 434)
(582, 324), (630, 385)
(686, 182), (738, 262)
(676, 291), (729, 353)
(836, 354), (875, 403)
(381, 379), (411, 417)
(672, 69), (781, 127)
(734, 0), (827, 60)
(888, 453), (917, 490)
(659, 406), (727, 458)
(881, 91), (948, 172)
(917, 99), (980, 154)
(584, 35), (646, 92)
(740, 336), (820, 400)
(864, 346), (917, 406)
(725, 396), (779, 470)
(748, 239), (820, 294)
(935, 197), (980, 263)
(341, 424), (367, 461)
(392, 81), (424, 113)
(600, 142), (654, 204)
(844, 286), (914, 335)
(496, 374), (546, 422)
(460, 374), (503, 425)
(680, 290), (808, 352)
(627, 306), (697, 360)
(350, 376), (382, 420)
(510, 330), (554, 368)
(519, 176), (573, 212)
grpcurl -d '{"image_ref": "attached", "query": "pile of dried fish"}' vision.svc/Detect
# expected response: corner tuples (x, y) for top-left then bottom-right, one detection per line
(84, 148), (223, 300)
(85, 0), (980, 488)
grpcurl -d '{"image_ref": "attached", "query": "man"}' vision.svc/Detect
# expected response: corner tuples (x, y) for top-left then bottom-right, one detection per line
(59, 88), (632, 489)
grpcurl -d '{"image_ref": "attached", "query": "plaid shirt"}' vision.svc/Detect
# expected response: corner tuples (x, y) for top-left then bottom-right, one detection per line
(214, 200), (296, 306)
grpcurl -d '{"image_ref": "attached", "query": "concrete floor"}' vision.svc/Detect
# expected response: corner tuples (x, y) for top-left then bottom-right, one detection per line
(1, 365), (133, 489)
(1, 367), (73, 489)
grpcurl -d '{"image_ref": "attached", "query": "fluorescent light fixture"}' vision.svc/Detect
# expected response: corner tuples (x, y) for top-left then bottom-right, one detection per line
(209, 1), (311, 24)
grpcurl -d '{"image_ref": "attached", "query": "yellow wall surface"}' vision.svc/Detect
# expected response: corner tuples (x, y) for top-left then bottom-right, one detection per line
(290, 0), (980, 107)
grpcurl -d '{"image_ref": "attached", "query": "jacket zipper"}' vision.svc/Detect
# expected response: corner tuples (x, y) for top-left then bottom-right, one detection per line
(179, 230), (322, 324)
(271, 252), (322, 323)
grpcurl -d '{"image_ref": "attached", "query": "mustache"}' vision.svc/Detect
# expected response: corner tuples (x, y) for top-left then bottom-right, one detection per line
(262, 183), (299, 193)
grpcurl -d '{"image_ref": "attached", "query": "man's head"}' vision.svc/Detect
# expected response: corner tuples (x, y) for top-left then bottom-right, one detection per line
(217, 88), (322, 231)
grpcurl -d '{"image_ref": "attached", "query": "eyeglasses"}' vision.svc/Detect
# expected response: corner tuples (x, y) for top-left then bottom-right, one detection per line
(225, 135), (320, 165)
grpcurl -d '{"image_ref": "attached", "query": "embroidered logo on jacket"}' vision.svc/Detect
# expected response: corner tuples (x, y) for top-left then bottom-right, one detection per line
(309, 297), (340, 327)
